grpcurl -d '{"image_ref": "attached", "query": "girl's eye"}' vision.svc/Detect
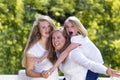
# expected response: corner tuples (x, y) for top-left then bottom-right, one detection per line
(57, 36), (61, 39)
(49, 25), (51, 28)
(41, 26), (45, 29)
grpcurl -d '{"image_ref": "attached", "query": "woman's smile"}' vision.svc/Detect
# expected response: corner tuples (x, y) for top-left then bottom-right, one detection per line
(52, 31), (66, 51)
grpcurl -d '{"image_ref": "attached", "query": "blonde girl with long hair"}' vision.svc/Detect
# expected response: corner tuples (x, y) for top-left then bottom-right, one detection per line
(21, 15), (59, 80)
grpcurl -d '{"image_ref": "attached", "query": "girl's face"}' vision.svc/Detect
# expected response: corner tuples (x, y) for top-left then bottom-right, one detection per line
(39, 21), (51, 38)
(65, 21), (78, 37)
(52, 31), (66, 51)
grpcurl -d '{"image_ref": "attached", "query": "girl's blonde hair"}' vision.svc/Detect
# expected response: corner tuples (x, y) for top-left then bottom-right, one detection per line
(64, 16), (88, 37)
(22, 15), (56, 68)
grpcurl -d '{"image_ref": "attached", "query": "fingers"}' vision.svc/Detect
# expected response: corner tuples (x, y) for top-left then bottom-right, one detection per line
(42, 71), (50, 78)
(112, 70), (120, 77)
(106, 64), (112, 75)
(108, 64), (111, 68)
(107, 64), (120, 78)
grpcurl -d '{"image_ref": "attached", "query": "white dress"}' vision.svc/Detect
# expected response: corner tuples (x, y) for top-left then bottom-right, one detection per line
(27, 42), (59, 80)
(59, 47), (107, 80)
(71, 34), (104, 64)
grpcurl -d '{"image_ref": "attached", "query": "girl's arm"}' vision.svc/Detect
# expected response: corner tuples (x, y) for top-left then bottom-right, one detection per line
(49, 43), (80, 74)
(26, 54), (43, 77)
(37, 53), (48, 63)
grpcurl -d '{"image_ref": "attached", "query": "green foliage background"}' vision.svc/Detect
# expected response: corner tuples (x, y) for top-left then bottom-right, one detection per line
(0, 0), (120, 76)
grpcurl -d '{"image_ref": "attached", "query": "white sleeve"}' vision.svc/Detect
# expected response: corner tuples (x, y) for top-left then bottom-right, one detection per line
(27, 46), (37, 56)
(27, 48), (34, 55)
(71, 35), (86, 44)
(71, 49), (107, 74)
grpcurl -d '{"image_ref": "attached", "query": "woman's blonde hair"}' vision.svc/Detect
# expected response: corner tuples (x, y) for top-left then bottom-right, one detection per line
(64, 16), (88, 37)
(22, 15), (56, 67)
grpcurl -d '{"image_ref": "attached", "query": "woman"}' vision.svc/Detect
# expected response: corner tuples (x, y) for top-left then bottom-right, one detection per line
(61, 16), (103, 80)
(42, 29), (120, 80)
(21, 15), (59, 80)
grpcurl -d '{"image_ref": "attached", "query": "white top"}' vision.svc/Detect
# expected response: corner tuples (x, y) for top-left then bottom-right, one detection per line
(27, 42), (59, 80)
(59, 47), (107, 80)
(71, 34), (104, 64)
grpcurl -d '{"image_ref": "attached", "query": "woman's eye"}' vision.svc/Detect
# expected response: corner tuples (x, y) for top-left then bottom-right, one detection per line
(41, 26), (45, 29)
(57, 37), (61, 39)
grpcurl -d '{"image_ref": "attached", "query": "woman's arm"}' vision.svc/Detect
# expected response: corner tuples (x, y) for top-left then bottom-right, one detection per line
(37, 53), (48, 63)
(26, 54), (43, 77)
(49, 43), (80, 74)
(71, 49), (120, 77)
(71, 50), (107, 74)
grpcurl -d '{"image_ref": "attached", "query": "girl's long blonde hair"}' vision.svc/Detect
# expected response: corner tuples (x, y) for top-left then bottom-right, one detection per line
(22, 15), (56, 68)
(64, 16), (88, 37)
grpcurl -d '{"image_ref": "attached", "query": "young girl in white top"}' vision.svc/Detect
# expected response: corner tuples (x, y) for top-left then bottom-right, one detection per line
(64, 16), (103, 80)
(21, 15), (59, 80)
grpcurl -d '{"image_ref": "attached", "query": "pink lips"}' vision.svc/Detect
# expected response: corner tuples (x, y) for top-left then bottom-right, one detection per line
(45, 31), (51, 34)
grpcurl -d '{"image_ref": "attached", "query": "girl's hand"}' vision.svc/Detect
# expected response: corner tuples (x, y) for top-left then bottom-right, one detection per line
(107, 64), (120, 77)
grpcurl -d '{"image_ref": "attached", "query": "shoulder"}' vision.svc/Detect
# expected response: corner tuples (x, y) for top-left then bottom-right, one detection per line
(71, 35), (88, 44)
(71, 34), (84, 39)
(30, 42), (39, 50)
(70, 47), (82, 56)
(69, 47), (85, 61)
(27, 42), (39, 55)
(71, 35), (88, 41)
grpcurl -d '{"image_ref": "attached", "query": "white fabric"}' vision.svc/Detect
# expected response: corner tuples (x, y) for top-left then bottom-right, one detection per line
(18, 70), (31, 80)
(59, 47), (107, 80)
(27, 42), (59, 80)
(71, 35), (104, 64)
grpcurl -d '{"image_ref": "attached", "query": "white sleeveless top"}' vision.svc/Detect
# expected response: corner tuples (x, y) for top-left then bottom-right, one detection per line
(27, 42), (59, 80)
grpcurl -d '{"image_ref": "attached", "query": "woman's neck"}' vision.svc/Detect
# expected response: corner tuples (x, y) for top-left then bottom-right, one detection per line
(39, 37), (47, 49)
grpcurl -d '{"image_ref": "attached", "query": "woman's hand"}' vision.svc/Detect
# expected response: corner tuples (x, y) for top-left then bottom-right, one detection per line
(41, 70), (50, 78)
(106, 64), (120, 77)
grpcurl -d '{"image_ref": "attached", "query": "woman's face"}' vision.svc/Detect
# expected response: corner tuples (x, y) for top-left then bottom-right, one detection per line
(52, 31), (66, 51)
(65, 21), (78, 37)
(39, 21), (51, 38)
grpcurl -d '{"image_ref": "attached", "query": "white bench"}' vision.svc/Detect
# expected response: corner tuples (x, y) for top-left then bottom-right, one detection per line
(18, 70), (64, 80)
(0, 70), (119, 80)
